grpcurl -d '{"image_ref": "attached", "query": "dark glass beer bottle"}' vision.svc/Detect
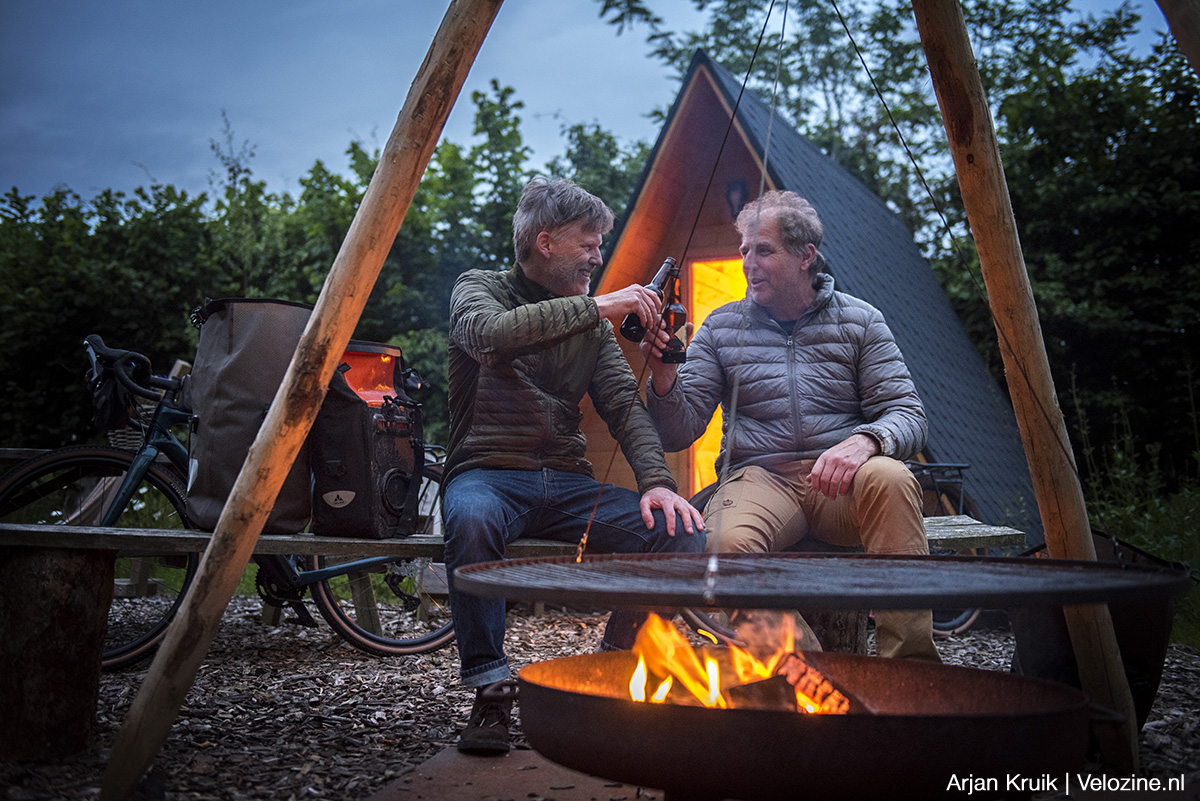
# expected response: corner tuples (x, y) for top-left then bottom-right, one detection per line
(660, 269), (688, 364)
(619, 257), (676, 342)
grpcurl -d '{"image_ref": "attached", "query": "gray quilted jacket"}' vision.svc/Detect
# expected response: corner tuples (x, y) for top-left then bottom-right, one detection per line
(444, 265), (677, 495)
(647, 273), (927, 472)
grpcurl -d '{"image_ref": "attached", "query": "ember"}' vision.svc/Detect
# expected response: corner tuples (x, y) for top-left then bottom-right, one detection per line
(627, 613), (850, 714)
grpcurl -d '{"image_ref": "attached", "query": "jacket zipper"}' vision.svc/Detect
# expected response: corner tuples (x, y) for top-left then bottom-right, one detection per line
(786, 330), (800, 452)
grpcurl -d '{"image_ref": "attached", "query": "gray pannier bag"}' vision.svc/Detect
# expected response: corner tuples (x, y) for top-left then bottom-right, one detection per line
(181, 297), (314, 533)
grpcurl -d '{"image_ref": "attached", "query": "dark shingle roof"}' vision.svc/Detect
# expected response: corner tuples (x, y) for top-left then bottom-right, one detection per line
(697, 50), (1041, 538)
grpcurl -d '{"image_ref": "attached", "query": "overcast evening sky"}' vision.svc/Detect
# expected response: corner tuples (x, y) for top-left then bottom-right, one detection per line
(0, 0), (1170, 206)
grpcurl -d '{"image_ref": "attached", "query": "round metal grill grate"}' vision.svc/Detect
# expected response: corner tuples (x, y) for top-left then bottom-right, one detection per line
(453, 552), (1190, 610)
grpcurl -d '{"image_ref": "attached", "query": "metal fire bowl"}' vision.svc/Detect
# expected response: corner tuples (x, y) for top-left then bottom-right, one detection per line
(519, 650), (1092, 801)
(454, 552), (1189, 610)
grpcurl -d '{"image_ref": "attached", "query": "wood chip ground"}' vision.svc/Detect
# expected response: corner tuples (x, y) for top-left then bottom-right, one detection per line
(2, 598), (1197, 800)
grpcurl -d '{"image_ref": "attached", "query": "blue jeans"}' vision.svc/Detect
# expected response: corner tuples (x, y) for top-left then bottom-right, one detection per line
(442, 468), (705, 687)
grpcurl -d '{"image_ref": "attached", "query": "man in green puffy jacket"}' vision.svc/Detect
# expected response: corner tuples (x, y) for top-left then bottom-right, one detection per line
(643, 190), (939, 664)
(443, 176), (705, 755)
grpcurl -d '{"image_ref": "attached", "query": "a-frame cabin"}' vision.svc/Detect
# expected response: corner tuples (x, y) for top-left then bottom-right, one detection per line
(585, 49), (1042, 540)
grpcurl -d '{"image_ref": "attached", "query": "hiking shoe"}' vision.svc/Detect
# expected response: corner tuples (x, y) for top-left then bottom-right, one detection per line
(457, 680), (517, 755)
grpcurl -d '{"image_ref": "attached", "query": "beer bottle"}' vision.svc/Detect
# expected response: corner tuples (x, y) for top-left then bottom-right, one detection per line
(619, 257), (676, 342)
(660, 268), (688, 364)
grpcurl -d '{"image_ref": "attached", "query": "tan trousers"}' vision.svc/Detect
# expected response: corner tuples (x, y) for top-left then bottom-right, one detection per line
(703, 456), (940, 662)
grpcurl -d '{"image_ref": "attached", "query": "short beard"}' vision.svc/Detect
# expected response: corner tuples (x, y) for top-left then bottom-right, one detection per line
(547, 253), (589, 296)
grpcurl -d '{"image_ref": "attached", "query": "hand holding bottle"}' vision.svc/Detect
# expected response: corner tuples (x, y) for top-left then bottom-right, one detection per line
(595, 284), (662, 329)
(619, 258), (676, 342)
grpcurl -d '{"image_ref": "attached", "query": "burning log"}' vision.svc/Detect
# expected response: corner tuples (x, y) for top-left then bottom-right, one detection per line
(629, 613), (859, 714)
(773, 652), (872, 714)
(724, 653), (870, 714)
(726, 674), (796, 711)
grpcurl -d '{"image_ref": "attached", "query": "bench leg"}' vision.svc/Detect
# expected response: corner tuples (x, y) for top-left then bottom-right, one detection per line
(798, 608), (870, 655)
(0, 547), (113, 759)
(347, 571), (382, 636)
(261, 601), (283, 626)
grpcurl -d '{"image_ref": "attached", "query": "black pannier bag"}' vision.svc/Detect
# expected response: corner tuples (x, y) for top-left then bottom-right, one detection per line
(310, 341), (425, 539)
(182, 297), (314, 534)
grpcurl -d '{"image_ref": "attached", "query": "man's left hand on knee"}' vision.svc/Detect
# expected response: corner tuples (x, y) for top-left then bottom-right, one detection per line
(639, 486), (705, 537)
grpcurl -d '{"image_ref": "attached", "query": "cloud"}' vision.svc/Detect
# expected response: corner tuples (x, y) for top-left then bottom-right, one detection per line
(0, 0), (701, 203)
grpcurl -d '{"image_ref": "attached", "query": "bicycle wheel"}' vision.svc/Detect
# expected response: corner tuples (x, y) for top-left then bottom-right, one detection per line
(932, 606), (983, 636)
(920, 482), (986, 637)
(307, 463), (456, 656)
(0, 446), (200, 669)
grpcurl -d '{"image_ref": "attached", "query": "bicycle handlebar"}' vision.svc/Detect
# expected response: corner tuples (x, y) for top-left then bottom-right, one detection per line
(84, 334), (181, 400)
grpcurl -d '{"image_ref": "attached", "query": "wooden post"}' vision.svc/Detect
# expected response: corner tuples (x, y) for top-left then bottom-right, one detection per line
(1155, 0), (1200, 79)
(0, 548), (113, 759)
(98, 1), (503, 798)
(911, 0), (1140, 772)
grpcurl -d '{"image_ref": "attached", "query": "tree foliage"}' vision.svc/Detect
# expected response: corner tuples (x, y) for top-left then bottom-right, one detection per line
(0, 185), (217, 446)
(0, 84), (648, 450)
(993, 39), (1200, 481)
(547, 122), (651, 220)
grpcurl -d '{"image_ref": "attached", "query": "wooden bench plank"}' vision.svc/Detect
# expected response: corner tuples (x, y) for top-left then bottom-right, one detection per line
(0, 522), (577, 558)
(922, 515), (1027, 550)
(0, 515), (1024, 557)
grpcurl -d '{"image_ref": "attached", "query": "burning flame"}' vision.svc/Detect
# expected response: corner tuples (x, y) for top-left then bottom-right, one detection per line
(630, 656), (647, 701)
(628, 613), (849, 715)
(630, 658), (673, 703)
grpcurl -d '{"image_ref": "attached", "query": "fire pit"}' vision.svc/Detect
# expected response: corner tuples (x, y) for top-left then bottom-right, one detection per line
(455, 553), (1188, 800)
(519, 649), (1092, 801)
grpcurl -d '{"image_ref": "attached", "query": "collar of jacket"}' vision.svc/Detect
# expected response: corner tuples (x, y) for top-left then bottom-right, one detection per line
(509, 262), (561, 303)
(743, 272), (837, 329)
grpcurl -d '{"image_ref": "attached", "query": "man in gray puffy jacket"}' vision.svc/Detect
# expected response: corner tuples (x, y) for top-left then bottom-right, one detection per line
(644, 190), (939, 663)
(444, 176), (706, 755)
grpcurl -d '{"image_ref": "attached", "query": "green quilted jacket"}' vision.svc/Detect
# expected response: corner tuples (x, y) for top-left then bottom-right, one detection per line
(443, 265), (677, 496)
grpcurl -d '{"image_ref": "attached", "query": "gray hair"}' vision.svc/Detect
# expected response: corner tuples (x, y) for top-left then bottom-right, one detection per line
(736, 190), (824, 267)
(512, 176), (614, 264)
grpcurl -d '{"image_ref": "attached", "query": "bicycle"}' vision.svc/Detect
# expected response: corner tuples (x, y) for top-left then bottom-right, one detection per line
(0, 335), (453, 669)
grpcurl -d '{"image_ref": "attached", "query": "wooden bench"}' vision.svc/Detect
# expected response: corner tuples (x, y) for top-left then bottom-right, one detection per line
(0, 514), (1024, 614)
(0, 513), (1023, 615)
(0, 515), (1023, 636)
(0, 512), (1023, 615)
(0, 514), (1024, 557)
(0, 516), (1022, 758)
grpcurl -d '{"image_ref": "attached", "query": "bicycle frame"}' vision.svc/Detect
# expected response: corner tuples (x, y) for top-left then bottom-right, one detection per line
(99, 402), (191, 527)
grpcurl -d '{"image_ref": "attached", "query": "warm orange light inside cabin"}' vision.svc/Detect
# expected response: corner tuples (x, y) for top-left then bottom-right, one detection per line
(688, 259), (747, 495)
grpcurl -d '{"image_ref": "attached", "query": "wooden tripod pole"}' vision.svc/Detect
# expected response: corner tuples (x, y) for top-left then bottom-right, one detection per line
(99, 1), (503, 797)
(911, 0), (1140, 772)
(1156, 0), (1200, 79)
